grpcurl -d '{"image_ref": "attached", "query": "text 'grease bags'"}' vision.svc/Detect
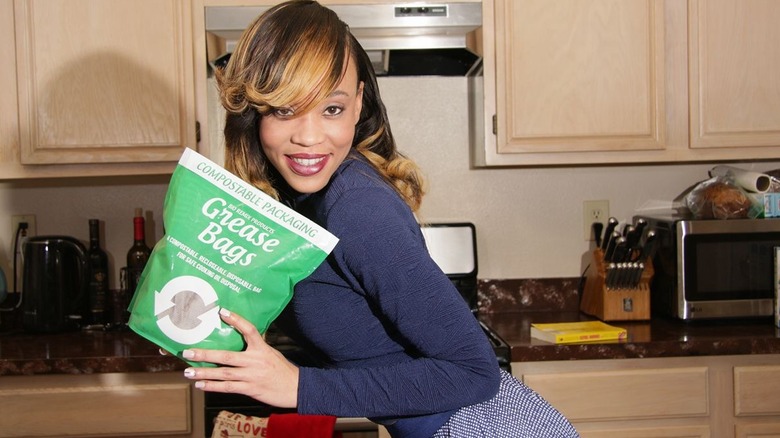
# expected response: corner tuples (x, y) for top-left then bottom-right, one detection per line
(128, 148), (338, 367)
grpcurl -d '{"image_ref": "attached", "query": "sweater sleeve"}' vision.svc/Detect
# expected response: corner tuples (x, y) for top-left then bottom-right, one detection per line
(296, 186), (500, 418)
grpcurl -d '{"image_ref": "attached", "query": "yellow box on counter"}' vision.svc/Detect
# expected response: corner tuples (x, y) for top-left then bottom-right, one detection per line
(530, 321), (628, 344)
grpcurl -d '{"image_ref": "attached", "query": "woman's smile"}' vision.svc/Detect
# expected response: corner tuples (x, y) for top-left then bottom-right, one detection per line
(287, 154), (330, 176)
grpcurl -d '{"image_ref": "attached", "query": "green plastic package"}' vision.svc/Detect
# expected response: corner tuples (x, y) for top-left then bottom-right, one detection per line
(128, 148), (338, 367)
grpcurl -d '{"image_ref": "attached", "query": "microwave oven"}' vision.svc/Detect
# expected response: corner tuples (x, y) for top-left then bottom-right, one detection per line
(634, 215), (779, 320)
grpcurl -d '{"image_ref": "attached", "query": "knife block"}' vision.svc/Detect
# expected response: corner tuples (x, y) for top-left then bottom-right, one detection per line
(580, 248), (653, 321)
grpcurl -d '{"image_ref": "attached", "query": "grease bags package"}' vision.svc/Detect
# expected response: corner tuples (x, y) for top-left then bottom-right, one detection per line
(128, 148), (338, 367)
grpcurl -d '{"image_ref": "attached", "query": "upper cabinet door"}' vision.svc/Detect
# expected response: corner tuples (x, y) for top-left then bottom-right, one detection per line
(14, 0), (195, 165)
(491, 0), (671, 161)
(689, 0), (780, 150)
(479, 0), (780, 167)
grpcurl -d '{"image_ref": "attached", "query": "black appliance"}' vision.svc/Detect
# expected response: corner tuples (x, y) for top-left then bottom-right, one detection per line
(22, 236), (88, 333)
(204, 222), (511, 435)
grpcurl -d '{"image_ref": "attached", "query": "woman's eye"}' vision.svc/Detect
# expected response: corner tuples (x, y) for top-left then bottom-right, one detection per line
(273, 107), (294, 117)
(324, 105), (344, 116)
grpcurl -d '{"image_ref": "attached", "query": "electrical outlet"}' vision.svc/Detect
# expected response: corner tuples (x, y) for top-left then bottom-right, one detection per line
(583, 200), (609, 240)
(11, 214), (37, 249)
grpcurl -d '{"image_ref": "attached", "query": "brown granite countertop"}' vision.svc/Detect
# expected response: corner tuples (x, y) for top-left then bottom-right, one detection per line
(476, 277), (780, 362)
(479, 311), (780, 363)
(0, 329), (185, 376)
(2, 314), (778, 376)
(2, 277), (779, 376)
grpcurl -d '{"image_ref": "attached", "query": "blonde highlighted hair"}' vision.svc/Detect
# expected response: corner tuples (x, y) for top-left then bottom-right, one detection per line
(216, 0), (426, 211)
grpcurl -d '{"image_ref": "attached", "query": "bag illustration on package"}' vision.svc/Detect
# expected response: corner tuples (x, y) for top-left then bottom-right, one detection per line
(128, 148), (338, 367)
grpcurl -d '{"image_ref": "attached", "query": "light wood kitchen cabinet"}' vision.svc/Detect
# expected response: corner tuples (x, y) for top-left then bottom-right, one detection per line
(688, 0), (780, 151)
(477, 0), (780, 166)
(513, 354), (780, 437)
(733, 365), (780, 438)
(0, 372), (204, 437)
(1, 0), (196, 179)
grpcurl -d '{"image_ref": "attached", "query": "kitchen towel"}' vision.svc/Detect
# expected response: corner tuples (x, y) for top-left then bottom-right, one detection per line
(267, 413), (338, 438)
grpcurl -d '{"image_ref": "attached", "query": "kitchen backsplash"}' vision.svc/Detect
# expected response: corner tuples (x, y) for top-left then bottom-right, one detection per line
(477, 278), (581, 314)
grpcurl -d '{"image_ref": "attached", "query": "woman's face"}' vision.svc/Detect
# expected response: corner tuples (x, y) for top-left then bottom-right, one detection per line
(260, 57), (364, 194)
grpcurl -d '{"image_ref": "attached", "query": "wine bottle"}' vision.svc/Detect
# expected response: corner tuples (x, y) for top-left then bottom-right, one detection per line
(126, 208), (151, 296)
(87, 219), (109, 325)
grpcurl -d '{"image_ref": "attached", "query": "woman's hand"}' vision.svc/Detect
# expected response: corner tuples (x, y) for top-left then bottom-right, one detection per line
(181, 308), (299, 408)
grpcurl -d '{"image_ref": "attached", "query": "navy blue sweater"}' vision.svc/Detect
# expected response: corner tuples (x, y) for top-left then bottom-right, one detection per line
(274, 154), (500, 438)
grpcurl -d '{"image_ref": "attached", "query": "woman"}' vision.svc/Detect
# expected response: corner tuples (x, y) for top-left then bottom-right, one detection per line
(181, 1), (577, 436)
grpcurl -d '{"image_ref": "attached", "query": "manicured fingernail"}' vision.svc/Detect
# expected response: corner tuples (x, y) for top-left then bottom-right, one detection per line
(195, 381), (205, 389)
(182, 349), (195, 359)
(158, 348), (166, 356)
(183, 368), (195, 378)
(219, 308), (231, 318)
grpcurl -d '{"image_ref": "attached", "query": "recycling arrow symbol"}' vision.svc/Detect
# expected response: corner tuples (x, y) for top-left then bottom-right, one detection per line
(154, 275), (221, 345)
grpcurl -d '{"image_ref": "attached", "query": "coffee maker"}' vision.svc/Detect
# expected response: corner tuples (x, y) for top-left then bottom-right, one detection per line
(22, 236), (88, 333)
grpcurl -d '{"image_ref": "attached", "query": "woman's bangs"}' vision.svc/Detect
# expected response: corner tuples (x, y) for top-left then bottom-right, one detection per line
(266, 35), (347, 114)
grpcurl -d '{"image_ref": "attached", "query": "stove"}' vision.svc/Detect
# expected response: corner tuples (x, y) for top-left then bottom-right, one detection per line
(203, 222), (511, 435)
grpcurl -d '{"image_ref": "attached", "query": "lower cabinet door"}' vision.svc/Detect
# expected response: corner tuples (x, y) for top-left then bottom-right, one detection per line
(578, 425), (711, 438)
(0, 373), (192, 437)
(522, 366), (709, 422)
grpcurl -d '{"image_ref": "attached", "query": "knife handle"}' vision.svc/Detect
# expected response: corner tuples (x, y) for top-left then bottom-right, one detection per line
(605, 262), (617, 289)
(639, 229), (658, 261)
(601, 217), (619, 250)
(625, 225), (642, 249)
(611, 237), (629, 262)
(603, 231), (621, 261)
(633, 262), (645, 288)
(593, 222), (604, 247)
(634, 218), (648, 237)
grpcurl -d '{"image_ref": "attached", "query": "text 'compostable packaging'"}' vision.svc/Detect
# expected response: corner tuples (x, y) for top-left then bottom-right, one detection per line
(128, 148), (338, 366)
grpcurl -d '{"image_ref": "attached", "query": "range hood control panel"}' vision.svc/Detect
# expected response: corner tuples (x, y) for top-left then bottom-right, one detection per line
(396, 6), (447, 17)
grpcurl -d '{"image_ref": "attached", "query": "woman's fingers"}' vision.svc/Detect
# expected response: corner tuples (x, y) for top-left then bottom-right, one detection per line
(183, 363), (252, 393)
(179, 307), (299, 407)
(192, 378), (247, 394)
(182, 346), (242, 367)
(178, 308), (271, 367)
(181, 352), (299, 407)
(217, 308), (267, 350)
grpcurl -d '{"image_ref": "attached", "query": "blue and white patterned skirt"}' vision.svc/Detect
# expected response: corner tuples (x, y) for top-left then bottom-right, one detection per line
(431, 370), (579, 437)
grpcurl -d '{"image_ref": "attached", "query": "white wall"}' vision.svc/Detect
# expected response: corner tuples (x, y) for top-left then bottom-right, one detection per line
(0, 176), (170, 291)
(1, 76), (777, 290)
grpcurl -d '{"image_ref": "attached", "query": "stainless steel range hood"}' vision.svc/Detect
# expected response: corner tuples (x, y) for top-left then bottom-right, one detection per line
(205, 2), (482, 76)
